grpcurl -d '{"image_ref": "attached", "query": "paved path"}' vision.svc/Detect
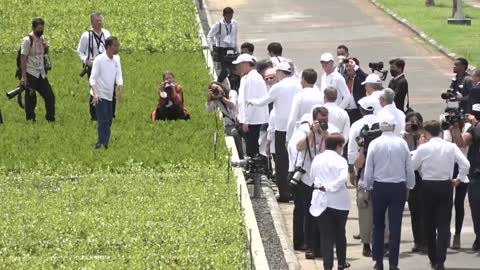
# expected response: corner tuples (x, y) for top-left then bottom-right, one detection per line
(206, 0), (479, 269)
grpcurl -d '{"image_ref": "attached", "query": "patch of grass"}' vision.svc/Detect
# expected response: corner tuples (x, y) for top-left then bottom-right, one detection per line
(378, 0), (480, 66)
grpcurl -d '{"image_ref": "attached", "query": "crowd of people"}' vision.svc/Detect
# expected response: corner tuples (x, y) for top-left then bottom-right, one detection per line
(207, 6), (480, 270)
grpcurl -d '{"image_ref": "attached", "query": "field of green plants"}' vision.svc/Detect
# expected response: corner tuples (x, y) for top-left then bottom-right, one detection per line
(0, 0), (247, 269)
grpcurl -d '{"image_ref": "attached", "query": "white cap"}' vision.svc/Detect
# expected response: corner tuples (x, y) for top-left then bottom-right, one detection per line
(361, 73), (382, 85)
(320, 52), (334, 62)
(232, 53), (257, 65)
(358, 96), (377, 111)
(378, 113), (396, 127)
(275, 62), (292, 73)
(473, 104), (480, 112)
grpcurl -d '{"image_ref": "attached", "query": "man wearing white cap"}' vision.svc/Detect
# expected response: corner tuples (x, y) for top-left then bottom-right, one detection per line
(378, 88), (406, 136)
(249, 61), (301, 202)
(347, 95), (380, 257)
(234, 53), (269, 157)
(286, 68), (323, 142)
(364, 113), (415, 270)
(320, 52), (352, 110)
(361, 73), (384, 114)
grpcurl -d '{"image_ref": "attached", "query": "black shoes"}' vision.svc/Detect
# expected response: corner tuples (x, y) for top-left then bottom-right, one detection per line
(451, 233), (461, 249)
(305, 249), (315, 260)
(293, 244), (306, 251)
(95, 143), (108, 149)
(412, 244), (428, 254)
(353, 233), (361, 240)
(363, 244), (372, 257)
(473, 238), (480, 251)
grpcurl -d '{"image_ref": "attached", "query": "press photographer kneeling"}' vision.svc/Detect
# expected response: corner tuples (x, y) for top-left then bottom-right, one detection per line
(207, 81), (244, 159)
(153, 72), (190, 121)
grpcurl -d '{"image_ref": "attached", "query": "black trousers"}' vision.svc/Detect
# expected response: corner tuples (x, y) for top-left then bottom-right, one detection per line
(244, 124), (261, 158)
(468, 177), (480, 242)
(422, 180), (453, 265)
(317, 207), (349, 269)
(216, 47), (231, 83)
(25, 73), (55, 121)
(275, 131), (290, 200)
(155, 105), (189, 121)
(293, 182), (320, 253)
(408, 172), (426, 246)
(452, 164), (469, 235)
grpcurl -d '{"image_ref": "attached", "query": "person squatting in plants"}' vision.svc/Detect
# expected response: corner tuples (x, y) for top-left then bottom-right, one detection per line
(153, 71), (190, 121)
(19, 18), (56, 122)
(90, 36), (124, 149)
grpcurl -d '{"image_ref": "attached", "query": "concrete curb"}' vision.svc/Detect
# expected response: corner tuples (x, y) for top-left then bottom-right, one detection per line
(263, 186), (301, 270)
(193, 1), (270, 269)
(369, 0), (476, 71)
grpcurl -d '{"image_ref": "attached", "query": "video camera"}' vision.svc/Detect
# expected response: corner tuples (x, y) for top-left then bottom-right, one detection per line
(6, 85), (35, 109)
(368, 61), (388, 81)
(440, 88), (465, 130)
(355, 123), (382, 154)
(224, 48), (240, 64)
(231, 154), (270, 176)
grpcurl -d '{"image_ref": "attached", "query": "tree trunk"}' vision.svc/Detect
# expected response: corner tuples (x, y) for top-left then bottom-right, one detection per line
(425, 0), (435, 6)
(452, 0), (458, 17)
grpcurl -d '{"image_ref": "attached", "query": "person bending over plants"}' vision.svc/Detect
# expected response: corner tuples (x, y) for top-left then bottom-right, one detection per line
(152, 71), (190, 121)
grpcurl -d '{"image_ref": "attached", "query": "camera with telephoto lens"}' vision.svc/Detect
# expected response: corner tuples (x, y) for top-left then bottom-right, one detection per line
(312, 120), (328, 132)
(355, 123), (382, 154)
(231, 154), (270, 175)
(441, 88), (458, 101)
(368, 61), (388, 81)
(6, 85), (35, 109)
(289, 166), (306, 192)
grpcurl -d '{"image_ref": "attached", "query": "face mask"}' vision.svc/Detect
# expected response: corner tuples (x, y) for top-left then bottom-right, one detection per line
(390, 69), (399, 77)
(34, 30), (44, 37)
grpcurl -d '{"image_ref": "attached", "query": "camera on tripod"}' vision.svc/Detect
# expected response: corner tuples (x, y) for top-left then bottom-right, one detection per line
(368, 61), (388, 81)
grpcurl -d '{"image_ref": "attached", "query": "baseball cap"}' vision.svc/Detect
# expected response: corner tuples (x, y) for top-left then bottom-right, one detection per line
(358, 96), (377, 111)
(232, 53), (257, 65)
(361, 73), (382, 85)
(275, 62), (292, 73)
(320, 52), (334, 62)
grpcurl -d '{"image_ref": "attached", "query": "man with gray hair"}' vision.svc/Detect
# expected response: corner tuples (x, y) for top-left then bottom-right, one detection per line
(323, 86), (350, 142)
(378, 88), (405, 136)
(77, 11), (111, 120)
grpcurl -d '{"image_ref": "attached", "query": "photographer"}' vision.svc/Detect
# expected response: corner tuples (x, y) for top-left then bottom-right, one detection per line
(450, 58), (474, 113)
(293, 106), (340, 259)
(450, 104), (480, 252)
(77, 12), (111, 121)
(388, 58), (409, 113)
(154, 71), (190, 121)
(403, 112), (428, 254)
(20, 18), (56, 122)
(412, 120), (469, 270)
(336, 44), (349, 77)
(207, 7), (238, 83)
(206, 81), (244, 159)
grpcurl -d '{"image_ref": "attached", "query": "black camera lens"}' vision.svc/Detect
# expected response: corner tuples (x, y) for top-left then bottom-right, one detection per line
(411, 123), (419, 132)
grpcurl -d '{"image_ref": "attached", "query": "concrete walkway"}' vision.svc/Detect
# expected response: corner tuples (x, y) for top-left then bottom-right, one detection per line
(206, 0), (479, 269)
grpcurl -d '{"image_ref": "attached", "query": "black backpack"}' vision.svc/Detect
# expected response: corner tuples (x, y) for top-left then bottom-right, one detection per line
(15, 35), (33, 80)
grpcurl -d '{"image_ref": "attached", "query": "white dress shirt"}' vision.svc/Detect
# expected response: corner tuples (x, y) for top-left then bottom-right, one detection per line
(207, 19), (238, 49)
(286, 86), (323, 141)
(206, 90), (238, 127)
(412, 137), (470, 182)
(266, 108), (276, 154)
(364, 132), (416, 191)
(89, 52), (123, 101)
(77, 29), (111, 64)
(249, 76), (301, 131)
(238, 70), (269, 125)
(378, 104), (405, 136)
(310, 150), (350, 211)
(323, 102), (350, 142)
(320, 70), (352, 109)
(348, 114), (379, 165)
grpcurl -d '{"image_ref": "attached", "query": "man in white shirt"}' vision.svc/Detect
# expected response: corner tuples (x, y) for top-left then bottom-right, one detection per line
(234, 54), (269, 157)
(319, 52), (352, 109)
(322, 87), (350, 142)
(207, 7), (238, 83)
(286, 68), (323, 142)
(249, 62), (301, 202)
(378, 88), (406, 136)
(77, 12), (112, 121)
(89, 37), (124, 149)
(412, 120), (469, 270)
(362, 73), (384, 114)
(364, 113), (415, 270)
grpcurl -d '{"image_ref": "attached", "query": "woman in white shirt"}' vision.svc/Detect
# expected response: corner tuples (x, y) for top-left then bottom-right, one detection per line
(310, 133), (351, 270)
(206, 81), (244, 159)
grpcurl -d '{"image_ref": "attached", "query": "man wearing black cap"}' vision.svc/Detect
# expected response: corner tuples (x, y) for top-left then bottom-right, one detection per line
(451, 102), (480, 253)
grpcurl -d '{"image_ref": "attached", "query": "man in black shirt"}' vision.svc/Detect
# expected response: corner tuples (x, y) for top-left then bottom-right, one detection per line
(450, 58), (474, 113)
(451, 103), (480, 251)
(388, 58), (409, 113)
(344, 57), (367, 124)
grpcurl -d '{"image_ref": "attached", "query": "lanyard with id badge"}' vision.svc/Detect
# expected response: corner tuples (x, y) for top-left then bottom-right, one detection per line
(222, 21), (233, 46)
